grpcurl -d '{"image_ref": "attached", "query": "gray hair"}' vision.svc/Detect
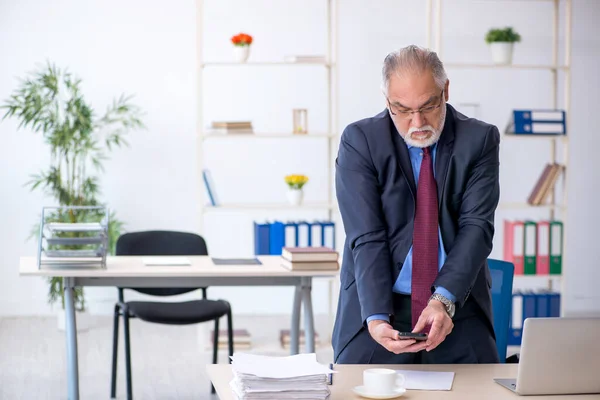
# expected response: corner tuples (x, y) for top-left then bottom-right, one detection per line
(381, 45), (447, 94)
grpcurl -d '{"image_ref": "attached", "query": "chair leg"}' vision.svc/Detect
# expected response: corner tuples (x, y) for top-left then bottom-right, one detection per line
(227, 308), (234, 362)
(123, 308), (133, 400)
(213, 317), (219, 365)
(110, 304), (120, 399)
(211, 317), (220, 394)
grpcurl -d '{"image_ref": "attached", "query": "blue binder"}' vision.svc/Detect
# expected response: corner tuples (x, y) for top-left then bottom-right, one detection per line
(253, 222), (270, 255)
(549, 292), (561, 317)
(252, 219), (337, 255)
(269, 221), (285, 255)
(319, 221), (336, 248)
(535, 291), (549, 318)
(508, 291), (523, 346)
(512, 109), (566, 135)
(296, 221), (311, 247)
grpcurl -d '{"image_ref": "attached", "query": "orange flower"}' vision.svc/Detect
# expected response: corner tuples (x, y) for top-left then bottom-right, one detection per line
(231, 33), (253, 46)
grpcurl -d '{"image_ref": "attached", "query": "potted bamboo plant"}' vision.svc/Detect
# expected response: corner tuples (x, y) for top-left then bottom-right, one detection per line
(1, 62), (144, 329)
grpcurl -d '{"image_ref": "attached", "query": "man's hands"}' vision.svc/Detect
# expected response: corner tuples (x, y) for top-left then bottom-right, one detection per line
(412, 300), (454, 352)
(367, 320), (429, 354)
(368, 300), (454, 355)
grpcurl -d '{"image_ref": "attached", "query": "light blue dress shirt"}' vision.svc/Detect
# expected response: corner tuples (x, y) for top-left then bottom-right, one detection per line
(366, 142), (456, 324)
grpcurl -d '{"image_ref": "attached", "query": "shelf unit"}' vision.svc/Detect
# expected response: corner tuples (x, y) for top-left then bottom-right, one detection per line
(427, 0), (571, 305)
(196, 1), (340, 342)
(196, 0), (338, 227)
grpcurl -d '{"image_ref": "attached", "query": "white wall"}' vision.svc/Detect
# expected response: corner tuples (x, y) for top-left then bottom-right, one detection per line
(1, 0), (599, 317)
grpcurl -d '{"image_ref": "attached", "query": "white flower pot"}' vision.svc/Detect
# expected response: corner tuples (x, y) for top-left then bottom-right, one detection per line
(286, 189), (304, 206)
(233, 45), (250, 63)
(489, 42), (514, 65)
(57, 309), (90, 332)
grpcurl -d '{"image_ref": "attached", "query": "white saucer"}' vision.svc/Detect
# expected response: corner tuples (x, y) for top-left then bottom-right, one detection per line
(352, 385), (406, 399)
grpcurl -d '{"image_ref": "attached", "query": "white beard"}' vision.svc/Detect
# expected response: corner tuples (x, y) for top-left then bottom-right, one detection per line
(397, 104), (447, 148)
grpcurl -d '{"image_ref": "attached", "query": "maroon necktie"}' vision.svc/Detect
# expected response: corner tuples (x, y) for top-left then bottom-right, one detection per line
(411, 146), (439, 330)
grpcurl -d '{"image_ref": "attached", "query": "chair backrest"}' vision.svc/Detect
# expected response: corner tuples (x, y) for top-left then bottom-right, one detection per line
(116, 230), (208, 297)
(487, 258), (515, 363)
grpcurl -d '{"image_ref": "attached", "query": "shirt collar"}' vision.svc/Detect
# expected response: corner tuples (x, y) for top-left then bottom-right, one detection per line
(406, 141), (438, 151)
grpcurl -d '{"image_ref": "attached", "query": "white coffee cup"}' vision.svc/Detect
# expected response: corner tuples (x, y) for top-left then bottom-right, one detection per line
(363, 368), (405, 394)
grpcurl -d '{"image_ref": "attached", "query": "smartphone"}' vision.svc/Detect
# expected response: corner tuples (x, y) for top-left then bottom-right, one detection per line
(397, 332), (428, 341)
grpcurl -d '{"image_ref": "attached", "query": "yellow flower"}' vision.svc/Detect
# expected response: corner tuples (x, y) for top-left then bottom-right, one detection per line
(284, 174), (309, 190)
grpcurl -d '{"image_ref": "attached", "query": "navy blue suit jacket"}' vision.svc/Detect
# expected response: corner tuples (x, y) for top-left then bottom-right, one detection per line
(332, 104), (500, 362)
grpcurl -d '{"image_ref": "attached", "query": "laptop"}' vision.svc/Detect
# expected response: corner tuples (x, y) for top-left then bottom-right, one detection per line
(495, 317), (600, 396)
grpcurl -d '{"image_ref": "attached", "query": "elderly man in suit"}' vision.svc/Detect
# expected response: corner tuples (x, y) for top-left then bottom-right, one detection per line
(332, 45), (500, 364)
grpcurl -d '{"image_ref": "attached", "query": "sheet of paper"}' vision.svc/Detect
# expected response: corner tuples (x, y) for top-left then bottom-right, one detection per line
(395, 370), (455, 391)
(232, 353), (333, 379)
(142, 257), (191, 266)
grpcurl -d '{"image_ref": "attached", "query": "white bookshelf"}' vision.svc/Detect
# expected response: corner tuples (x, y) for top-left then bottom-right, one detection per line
(196, 0), (338, 222)
(196, 0), (340, 342)
(427, 0), (571, 310)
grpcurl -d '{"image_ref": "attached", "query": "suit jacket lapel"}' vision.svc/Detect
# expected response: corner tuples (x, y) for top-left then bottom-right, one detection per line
(435, 104), (456, 209)
(388, 113), (417, 198)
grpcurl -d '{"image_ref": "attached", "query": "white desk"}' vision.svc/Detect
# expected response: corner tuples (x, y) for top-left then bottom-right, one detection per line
(19, 255), (339, 400)
(207, 364), (600, 400)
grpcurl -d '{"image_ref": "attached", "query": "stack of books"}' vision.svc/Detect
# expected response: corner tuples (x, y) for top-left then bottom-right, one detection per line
(210, 328), (252, 350)
(527, 163), (564, 206)
(230, 352), (333, 400)
(280, 329), (320, 350)
(209, 120), (254, 134)
(281, 246), (339, 271)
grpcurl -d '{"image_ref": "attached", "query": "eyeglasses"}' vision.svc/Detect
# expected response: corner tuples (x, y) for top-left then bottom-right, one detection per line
(387, 89), (445, 120)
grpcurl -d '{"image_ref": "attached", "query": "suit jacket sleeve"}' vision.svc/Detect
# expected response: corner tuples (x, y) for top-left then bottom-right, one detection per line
(336, 124), (394, 324)
(433, 125), (500, 307)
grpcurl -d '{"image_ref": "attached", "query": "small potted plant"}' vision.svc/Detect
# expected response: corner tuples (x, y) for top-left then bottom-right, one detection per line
(284, 174), (309, 205)
(231, 33), (253, 63)
(485, 27), (521, 65)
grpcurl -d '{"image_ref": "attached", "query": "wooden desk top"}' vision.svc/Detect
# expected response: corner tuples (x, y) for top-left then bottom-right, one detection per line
(206, 364), (600, 400)
(19, 256), (340, 278)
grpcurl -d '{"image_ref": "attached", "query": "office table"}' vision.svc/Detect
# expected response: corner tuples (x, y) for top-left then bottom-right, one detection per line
(206, 363), (600, 400)
(19, 255), (339, 400)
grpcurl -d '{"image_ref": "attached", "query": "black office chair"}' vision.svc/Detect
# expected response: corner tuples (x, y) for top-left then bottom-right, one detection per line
(110, 230), (233, 399)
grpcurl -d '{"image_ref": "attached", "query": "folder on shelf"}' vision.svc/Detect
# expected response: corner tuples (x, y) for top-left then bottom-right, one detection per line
(310, 222), (322, 247)
(253, 222), (270, 255)
(253, 220), (337, 256)
(202, 169), (218, 206)
(320, 221), (336, 249)
(536, 221), (550, 275)
(508, 291), (523, 345)
(549, 221), (563, 275)
(523, 221), (537, 275)
(297, 221), (311, 247)
(269, 221), (286, 255)
(507, 109), (566, 135)
(535, 290), (550, 318)
(284, 222), (299, 248)
(504, 220), (525, 275)
(549, 291), (561, 317)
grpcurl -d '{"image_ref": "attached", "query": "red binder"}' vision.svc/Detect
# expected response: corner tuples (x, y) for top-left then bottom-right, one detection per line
(504, 220), (524, 275)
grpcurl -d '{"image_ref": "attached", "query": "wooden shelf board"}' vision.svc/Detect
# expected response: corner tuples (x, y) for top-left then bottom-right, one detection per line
(202, 203), (335, 211)
(202, 132), (336, 139)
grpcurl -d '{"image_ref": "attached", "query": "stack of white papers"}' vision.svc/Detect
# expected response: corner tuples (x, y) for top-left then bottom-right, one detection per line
(229, 353), (334, 399)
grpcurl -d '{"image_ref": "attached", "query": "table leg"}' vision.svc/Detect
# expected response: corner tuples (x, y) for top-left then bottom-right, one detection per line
(290, 284), (302, 355)
(302, 277), (315, 353)
(64, 277), (80, 400)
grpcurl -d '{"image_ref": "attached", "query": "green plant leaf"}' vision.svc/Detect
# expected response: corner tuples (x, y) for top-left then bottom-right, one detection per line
(485, 27), (521, 44)
(2, 61), (144, 311)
